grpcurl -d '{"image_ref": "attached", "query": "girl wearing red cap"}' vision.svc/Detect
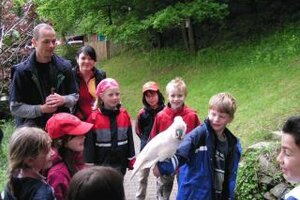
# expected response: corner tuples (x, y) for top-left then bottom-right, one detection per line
(84, 78), (136, 176)
(45, 113), (93, 200)
(135, 81), (165, 200)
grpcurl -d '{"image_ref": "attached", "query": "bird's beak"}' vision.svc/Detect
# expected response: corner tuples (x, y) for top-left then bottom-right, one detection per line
(175, 129), (184, 140)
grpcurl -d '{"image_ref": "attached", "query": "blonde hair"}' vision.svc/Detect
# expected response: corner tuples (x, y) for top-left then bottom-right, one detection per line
(8, 127), (52, 194)
(92, 96), (103, 110)
(208, 92), (237, 118)
(166, 77), (187, 97)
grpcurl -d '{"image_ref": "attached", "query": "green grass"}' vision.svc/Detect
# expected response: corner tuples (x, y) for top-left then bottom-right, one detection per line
(101, 23), (300, 148)
(0, 120), (14, 191)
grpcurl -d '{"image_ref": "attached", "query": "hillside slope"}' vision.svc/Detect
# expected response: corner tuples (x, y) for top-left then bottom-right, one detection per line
(101, 24), (300, 148)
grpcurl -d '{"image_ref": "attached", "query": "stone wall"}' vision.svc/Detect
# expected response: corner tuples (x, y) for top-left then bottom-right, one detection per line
(243, 132), (293, 200)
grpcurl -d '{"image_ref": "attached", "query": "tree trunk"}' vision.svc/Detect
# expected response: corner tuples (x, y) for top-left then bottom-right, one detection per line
(186, 17), (196, 53)
(152, 31), (163, 49)
(181, 21), (189, 51)
(106, 39), (111, 59)
(182, 18), (196, 53)
(157, 32), (163, 49)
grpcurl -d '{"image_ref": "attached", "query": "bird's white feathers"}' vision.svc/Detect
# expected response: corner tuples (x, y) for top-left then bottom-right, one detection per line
(130, 116), (187, 179)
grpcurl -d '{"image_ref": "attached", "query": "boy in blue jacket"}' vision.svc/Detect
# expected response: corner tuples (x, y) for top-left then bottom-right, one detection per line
(153, 92), (242, 200)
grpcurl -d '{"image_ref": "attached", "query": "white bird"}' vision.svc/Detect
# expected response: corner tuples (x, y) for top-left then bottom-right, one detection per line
(130, 116), (187, 179)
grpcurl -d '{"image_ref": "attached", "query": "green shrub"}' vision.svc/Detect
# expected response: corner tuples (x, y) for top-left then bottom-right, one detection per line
(55, 44), (82, 67)
(236, 144), (285, 200)
(0, 120), (14, 191)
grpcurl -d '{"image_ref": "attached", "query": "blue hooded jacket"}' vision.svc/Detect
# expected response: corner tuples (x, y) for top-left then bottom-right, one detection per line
(158, 119), (242, 200)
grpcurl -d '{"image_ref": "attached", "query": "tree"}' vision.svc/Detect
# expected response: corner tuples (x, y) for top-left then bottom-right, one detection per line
(35, 0), (228, 51)
(0, 0), (36, 95)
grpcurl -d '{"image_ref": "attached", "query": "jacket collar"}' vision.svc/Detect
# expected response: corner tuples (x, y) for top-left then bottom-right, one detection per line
(144, 103), (165, 114)
(100, 104), (121, 116)
(24, 51), (67, 73)
(204, 118), (238, 147)
(164, 103), (188, 117)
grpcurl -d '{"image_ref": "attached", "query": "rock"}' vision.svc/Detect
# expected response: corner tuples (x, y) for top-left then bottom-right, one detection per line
(272, 131), (282, 140)
(259, 175), (273, 185)
(259, 154), (278, 175)
(263, 191), (276, 200)
(246, 141), (273, 152)
(270, 183), (290, 199)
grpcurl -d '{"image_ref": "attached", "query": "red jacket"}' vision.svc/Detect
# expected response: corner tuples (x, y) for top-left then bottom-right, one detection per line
(47, 149), (85, 200)
(150, 104), (200, 139)
(84, 106), (135, 175)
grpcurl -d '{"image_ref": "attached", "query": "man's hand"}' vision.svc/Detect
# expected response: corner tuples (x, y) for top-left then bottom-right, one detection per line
(153, 164), (161, 178)
(45, 93), (65, 107)
(40, 103), (57, 114)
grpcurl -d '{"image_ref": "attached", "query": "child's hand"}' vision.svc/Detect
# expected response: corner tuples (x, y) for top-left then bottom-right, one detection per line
(153, 164), (161, 177)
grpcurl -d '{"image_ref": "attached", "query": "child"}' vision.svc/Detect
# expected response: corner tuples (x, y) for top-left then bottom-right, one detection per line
(153, 92), (241, 200)
(3, 127), (55, 200)
(84, 78), (135, 175)
(135, 81), (165, 200)
(45, 113), (93, 200)
(150, 77), (200, 200)
(67, 166), (125, 200)
(277, 116), (300, 200)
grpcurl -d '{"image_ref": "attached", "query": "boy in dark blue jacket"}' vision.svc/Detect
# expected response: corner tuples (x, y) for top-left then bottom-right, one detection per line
(153, 92), (242, 200)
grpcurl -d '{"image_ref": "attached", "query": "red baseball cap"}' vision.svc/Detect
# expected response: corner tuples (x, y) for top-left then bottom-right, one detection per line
(142, 81), (159, 93)
(46, 113), (93, 139)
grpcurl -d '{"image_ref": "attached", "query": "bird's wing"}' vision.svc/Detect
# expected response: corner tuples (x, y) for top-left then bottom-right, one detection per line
(130, 133), (167, 179)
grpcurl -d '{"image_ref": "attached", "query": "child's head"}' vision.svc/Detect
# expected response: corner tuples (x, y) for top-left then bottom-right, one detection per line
(8, 127), (52, 173)
(277, 116), (300, 183)
(46, 113), (93, 152)
(165, 77), (187, 110)
(208, 92), (237, 119)
(67, 166), (125, 200)
(94, 78), (120, 110)
(46, 113), (93, 175)
(207, 92), (237, 134)
(142, 81), (165, 108)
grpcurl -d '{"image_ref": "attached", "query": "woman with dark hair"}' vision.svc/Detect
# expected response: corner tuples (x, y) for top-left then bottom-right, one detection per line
(67, 166), (125, 200)
(73, 45), (106, 120)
